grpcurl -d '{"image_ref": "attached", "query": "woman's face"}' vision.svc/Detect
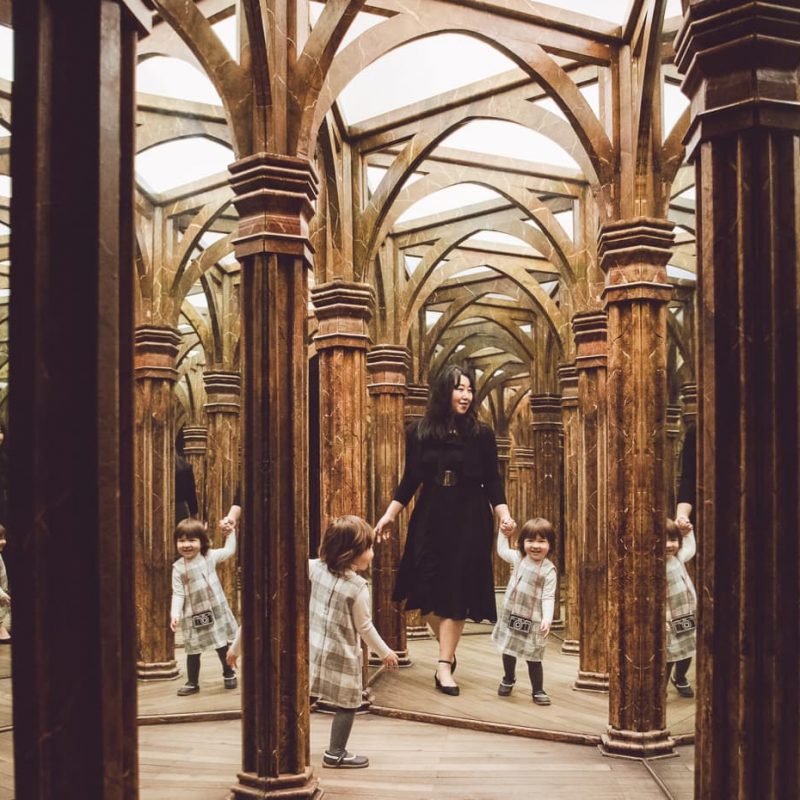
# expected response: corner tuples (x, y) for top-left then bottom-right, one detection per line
(450, 374), (474, 415)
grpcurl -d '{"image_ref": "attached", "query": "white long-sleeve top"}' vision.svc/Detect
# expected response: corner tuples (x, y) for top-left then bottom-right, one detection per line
(497, 533), (556, 626)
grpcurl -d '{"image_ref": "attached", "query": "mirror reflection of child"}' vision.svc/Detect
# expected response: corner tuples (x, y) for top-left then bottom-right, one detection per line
(492, 518), (557, 705)
(665, 518), (697, 697)
(170, 518), (238, 696)
(0, 525), (10, 643)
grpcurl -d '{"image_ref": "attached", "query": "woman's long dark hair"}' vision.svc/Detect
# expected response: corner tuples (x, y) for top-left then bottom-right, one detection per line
(417, 364), (480, 440)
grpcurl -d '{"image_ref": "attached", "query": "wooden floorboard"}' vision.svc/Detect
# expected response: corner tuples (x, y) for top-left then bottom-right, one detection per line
(0, 704), (695, 798)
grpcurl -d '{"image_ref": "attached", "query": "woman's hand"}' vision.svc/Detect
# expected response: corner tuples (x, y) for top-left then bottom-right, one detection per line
(499, 516), (516, 536)
(675, 515), (693, 535)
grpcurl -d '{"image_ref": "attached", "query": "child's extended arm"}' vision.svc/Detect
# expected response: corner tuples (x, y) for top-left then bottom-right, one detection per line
(209, 529), (237, 566)
(678, 526), (696, 564)
(496, 529), (520, 565)
(0, 586), (9, 606)
(352, 587), (399, 669)
(220, 503), (241, 535)
(540, 567), (558, 634)
(169, 566), (185, 632)
(226, 628), (241, 668)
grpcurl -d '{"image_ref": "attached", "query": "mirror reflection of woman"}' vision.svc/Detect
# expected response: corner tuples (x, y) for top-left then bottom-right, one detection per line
(375, 364), (516, 695)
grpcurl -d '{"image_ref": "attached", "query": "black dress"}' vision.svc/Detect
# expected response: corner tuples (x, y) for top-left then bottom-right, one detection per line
(392, 421), (506, 622)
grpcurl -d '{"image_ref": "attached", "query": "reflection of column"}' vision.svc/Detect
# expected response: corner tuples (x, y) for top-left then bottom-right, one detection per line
(311, 280), (373, 524)
(135, 326), (181, 681)
(10, 3), (146, 790)
(367, 345), (410, 665)
(203, 370), (241, 610)
(599, 219), (674, 758)
(665, 405), (682, 514)
(229, 153), (321, 799)
(514, 447), (535, 521)
(529, 394), (563, 630)
(182, 425), (207, 520)
(493, 435), (513, 589)
(558, 363), (580, 655)
(573, 312), (609, 691)
(680, 382), (697, 428)
(403, 384), (431, 640)
(677, 7), (800, 794)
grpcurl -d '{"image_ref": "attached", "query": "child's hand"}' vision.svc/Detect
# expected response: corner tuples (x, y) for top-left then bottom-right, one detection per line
(539, 620), (551, 636)
(170, 617), (180, 633)
(374, 515), (393, 543)
(0, 595), (9, 607)
(499, 516), (516, 536)
(226, 650), (238, 669)
(219, 516), (236, 535)
(383, 651), (399, 670)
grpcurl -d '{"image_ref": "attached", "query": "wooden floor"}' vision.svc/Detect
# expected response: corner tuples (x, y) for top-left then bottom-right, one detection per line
(370, 627), (696, 739)
(0, 634), (697, 798)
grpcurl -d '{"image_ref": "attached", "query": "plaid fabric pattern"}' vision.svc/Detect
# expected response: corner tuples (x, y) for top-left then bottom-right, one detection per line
(308, 559), (366, 709)
(492, 556), (557, 662)
(666, 555), (697, 662)
(174, 549), (238, 655)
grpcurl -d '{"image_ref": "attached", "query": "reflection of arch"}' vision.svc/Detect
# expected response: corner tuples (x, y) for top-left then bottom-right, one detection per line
(400, 226), (567, 345)
(136, 124), (233, 154)
(477, 362), (528, 406)
(663, 106), (690, 187)
(429, 323), (532, 380)
(667, 311), (693, 376)
(298, 17), (613, 186)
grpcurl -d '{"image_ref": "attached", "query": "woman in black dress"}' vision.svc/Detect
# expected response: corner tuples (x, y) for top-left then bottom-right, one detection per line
(374, 364), (516, 695)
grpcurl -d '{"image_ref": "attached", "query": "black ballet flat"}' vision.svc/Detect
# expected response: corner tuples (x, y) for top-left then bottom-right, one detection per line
(435, 660), (460, 696)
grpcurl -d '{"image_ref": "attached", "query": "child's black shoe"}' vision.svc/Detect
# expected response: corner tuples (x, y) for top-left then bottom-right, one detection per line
(671, 677), (694, 697)
(532, 690), (551, 705)
(177, 683), (199, 696)
(497, 678), (515, 697)
(224, 674), (238, 689)
(323, 750), (369, 769)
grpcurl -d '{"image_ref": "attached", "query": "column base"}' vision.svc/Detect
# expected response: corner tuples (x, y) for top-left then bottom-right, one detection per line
(560, 639), (580, 656)
(600, 726), (675, 760)
(368, 649), (412, 668)
(550, 618), (565, 631)
(136, 660), (179, 681)
(573, 670), (609, 692)
(406, 625), (432, 640)
(230, 768), (322, 799)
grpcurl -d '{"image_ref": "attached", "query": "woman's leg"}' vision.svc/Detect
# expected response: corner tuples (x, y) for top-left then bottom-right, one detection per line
(423, 613), (441, 640)
(435, 617), (465, 687)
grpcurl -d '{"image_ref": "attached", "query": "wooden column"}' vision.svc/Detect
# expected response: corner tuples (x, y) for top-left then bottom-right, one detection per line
(680, 382), (697, 429)
(9, 0), (150, 795)
(403, 384), (431, 639)
(203, 370), (241, 608)
(558, 363), (580, 655)
(513, 447), (535, 522)
(665, 405), (682, 515)
(599, 219), (674, 758)
(134, 326), (181, 681)
(676, 4), (800, 795)
(493, 435), (513, 589)
(311, 280), (373, 524)
(367, 345), (410, 665)
(529, 394), (563, 629)
(182, 424), (207, 520)
(229, 153), (321, 799)
(572, 312), (609, 691)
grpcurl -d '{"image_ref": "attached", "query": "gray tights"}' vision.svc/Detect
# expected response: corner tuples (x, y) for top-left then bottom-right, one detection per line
(328, 707), (356, 756)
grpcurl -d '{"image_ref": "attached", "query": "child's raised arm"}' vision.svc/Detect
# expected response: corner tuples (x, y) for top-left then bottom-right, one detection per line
(496, 529), (520, 565)
(209, 529), (237, 566)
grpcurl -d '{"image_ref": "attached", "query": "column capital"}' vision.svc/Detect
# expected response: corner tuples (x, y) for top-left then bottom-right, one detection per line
(675, 0), (800, 158)
(405, 383), (429, 423)
(666, 405), (682, 438)
(558, 362), (578, 408)
(598, 218), (674, 305)
(530, 393), (563, 431)
(228, 153), (319, 262)
(182, 425), (208, 454)
(134, 325), (180, 381)
(367, 344), (410, 396)
(495, 435), (512, 462)
(203, 370), (241, 414)
(514, 446), (535, 467)
(311, 280), (374, 352)
(572, 311), (608, 370)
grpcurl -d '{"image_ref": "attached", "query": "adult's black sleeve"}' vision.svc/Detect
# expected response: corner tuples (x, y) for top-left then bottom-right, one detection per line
(481, 427), (507, 508)
(393, 424), (422, 507)
(677, 424), (696, 512)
